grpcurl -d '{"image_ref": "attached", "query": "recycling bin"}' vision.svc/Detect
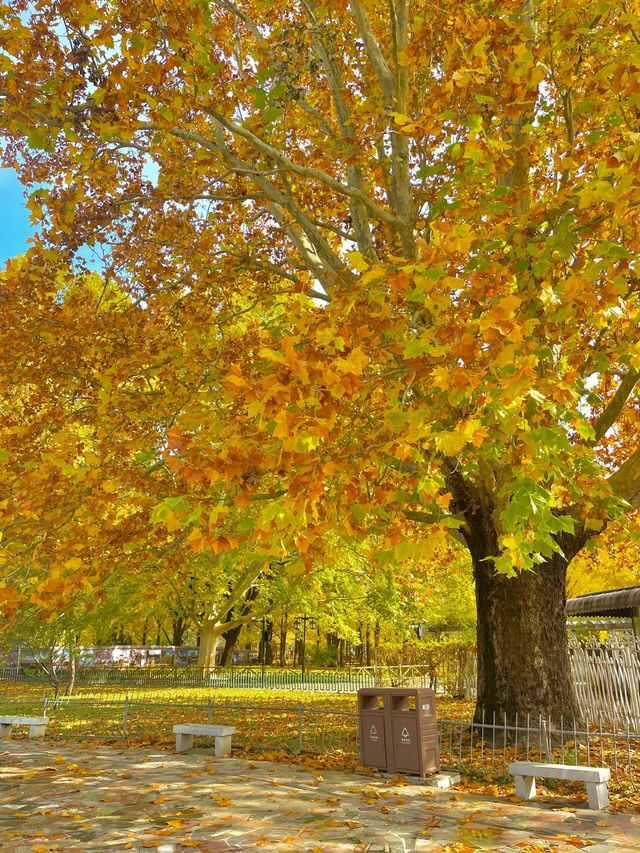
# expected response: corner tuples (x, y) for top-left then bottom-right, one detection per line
(358, 689), (388, 770)
(358, 687), (439, 778)
(388, 688), (439, 776)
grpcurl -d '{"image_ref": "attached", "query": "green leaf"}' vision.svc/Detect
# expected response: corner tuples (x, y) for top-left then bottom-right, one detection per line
(248, 86), (267, 109)
(27, 128), (51, 150)
(403, 338), (429, 359)
(467, 114), (483, 134)
(352, 503), (368, 522)
(263, 106), (283, 124)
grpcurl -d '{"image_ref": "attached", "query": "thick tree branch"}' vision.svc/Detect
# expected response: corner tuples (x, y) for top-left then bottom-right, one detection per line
(196, 120), (348, 285)
(609, 446), (640, 507)
(302, 0), (377, 259)
(349, 1), (393, 102)
(149, 115), (382, 287)
(201, 108), (400, 227)
(590, 369), (639, 444)
(211, 0), (266, 44)
(388, 0), (415, 257)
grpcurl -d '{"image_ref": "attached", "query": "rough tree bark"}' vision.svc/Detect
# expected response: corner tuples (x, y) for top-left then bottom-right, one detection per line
(171, 615), (188, 647)
(219, 586), (259, 666)
(197, 620), (221, 670)
(259, 620), (274, 665)
(448, 460), (589, 722)
(472, 537), (584, 723)
(279, 613), (287, 668)
(219, 623), (243, 667)
(65, 651), (77, 697)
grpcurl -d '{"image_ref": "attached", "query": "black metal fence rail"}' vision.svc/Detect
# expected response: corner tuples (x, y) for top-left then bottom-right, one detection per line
(0, 664), (432, 692)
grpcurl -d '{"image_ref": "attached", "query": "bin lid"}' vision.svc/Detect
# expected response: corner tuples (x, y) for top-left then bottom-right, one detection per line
(357, 687), (435, 697)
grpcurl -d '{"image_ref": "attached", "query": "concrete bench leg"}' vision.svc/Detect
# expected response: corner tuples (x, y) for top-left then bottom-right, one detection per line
(587, 781), (609, 810)
(175, 733), (194, 753)
(0, 724), (12, 738)
(29, 725), (46, 739)
(514, 774), (536, 800)
(214, 735), (232, 757)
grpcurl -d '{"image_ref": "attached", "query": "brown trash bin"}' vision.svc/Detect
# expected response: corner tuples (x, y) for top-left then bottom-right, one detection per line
(358, 691), (388, 770)
(358, 687), (440, 778)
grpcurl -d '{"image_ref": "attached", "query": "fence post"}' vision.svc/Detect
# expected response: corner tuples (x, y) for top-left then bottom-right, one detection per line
(123, 695), (129, 737)
(542, 717), (552, 762)
(207, 699), (212, 725)
(297, 704), (304, 754)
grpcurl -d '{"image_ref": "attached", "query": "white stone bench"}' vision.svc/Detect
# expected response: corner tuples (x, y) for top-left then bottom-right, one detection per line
(509, 761), (610, 809)
(0, 716), (48, 739)
(173, 724), (236, 756)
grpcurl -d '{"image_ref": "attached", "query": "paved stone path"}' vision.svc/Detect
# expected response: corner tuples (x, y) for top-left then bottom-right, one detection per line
(1, 740), (639, 852)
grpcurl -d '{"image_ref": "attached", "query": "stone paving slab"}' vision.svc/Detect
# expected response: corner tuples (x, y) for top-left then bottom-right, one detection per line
(1, 740), (639, 852)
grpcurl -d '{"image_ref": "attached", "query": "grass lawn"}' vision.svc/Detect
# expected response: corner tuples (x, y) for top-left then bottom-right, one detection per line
(0, 681), (473, 757)
(0, 680), (474, 717)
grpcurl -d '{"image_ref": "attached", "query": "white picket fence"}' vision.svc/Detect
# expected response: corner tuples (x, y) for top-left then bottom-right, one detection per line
(569, 633), (640, 727)
(431, 634), (640, 725)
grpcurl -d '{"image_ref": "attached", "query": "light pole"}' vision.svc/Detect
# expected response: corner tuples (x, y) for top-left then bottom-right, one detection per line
(294, 616), (316, 681)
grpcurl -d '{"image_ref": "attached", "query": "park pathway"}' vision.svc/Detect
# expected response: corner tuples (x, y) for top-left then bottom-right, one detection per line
(1, 740), (639, 852)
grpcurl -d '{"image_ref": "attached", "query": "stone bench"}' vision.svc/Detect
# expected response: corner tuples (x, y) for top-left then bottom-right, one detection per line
(173, 724), (236, 756)
(0, 716), (48, 739)
(508, 761), (610, 809)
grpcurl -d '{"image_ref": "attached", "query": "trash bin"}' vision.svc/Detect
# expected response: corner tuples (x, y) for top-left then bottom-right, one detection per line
(388, 688), (439, 777)
(358, 687), (439, 778)
(358, 689), (388, 770)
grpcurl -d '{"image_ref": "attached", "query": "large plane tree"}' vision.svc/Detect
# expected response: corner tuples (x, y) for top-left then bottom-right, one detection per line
(1, 0), (639, 719)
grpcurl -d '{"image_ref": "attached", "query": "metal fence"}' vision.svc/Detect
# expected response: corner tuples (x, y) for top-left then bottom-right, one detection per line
(0, 695), (359, 756)
(0, 664), (433, 693)
(2, 692), (639, 786)
(438, 711), (640, 788)
(569, 635), (640, 726)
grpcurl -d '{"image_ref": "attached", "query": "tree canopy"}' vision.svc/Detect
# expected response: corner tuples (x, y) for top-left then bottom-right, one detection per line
(1, 0), (639, 715)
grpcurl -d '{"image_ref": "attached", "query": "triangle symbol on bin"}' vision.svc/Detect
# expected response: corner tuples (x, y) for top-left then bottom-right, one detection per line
(401, 727), (410, 738)
(370, 724), (377, 736)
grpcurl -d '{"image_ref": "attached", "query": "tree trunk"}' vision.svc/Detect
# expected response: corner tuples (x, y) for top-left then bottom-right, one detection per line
(279, 614), (287, 667)
(365, 627), (372, 667)
(197, 620), (221, 669)
(219, 623), (243, 667)
(65, 652), (77, 697)
(469, 512), (583, 723)
(356, 622), (364, 664)
(260, 620), (274, 665)
(172, 615), (188, 647)
(216, 585), (258, 667)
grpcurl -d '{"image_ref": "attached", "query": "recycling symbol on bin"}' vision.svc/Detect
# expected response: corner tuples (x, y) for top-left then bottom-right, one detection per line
(400, 726), (411, 744)
(369, 724), (378, 742)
